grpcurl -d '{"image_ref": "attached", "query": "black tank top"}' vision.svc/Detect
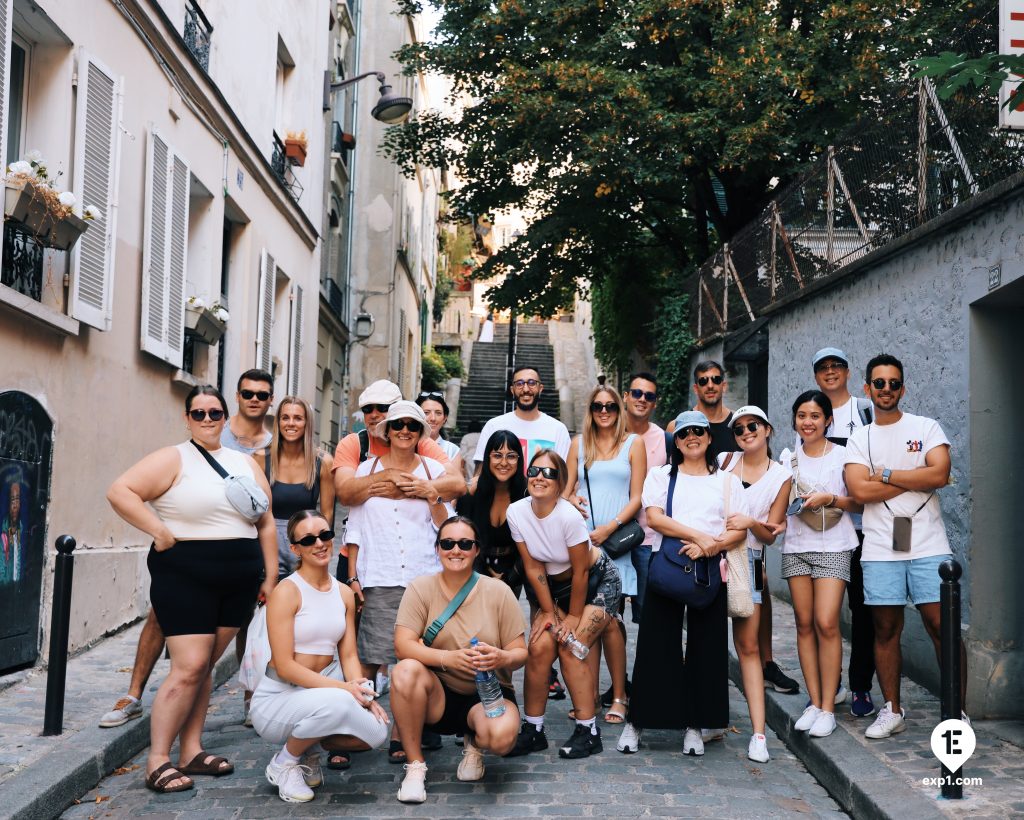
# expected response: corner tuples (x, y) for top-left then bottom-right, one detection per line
(270, 457), (322, 520)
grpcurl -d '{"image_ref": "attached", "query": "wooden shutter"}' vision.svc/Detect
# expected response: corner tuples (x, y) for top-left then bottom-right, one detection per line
(288, 283), (304, 394)
(255, 249), (276, 371)
(0, 0), (13, 268)
(71, 51), (122, 330)
(166, 153), (190, 365)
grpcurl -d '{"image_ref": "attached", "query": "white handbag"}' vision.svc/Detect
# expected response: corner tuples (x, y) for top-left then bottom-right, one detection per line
(237, 603), (271, 691)
(722, 471), (755, 619)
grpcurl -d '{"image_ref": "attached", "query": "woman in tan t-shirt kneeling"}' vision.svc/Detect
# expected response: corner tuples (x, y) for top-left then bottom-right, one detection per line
(391, 516), (527, 803)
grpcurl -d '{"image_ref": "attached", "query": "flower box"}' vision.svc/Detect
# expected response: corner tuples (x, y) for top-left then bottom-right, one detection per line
(5, 180), (56, 237)
(45, 212), (89, 251)
(184, 304), (227, 345)
(284, 138), (307, 167)
(339, 131), (356, 151)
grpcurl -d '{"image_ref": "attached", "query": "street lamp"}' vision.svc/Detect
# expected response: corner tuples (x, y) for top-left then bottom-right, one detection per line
(323, 70), (413, 124)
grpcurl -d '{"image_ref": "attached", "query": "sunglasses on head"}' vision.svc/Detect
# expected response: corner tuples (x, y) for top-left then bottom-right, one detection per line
(361, 403), (392, 415)
(814, 360), (847, 373)
(675, 426), (708, 439)
(733, 421), (763, 436)
(389, 419), (423, 433)
(511, 378), (540, 389)
(418, 391), (444, 400)
(239, 389), (271, 401)
(293, 529), (335, 547)
(629, 388), (657, 402)
(590, 401), (619, 413)
(438, 538), (477, 552)
(489, 450), (520, 462)
(697, 375), (724, 386)
(870, 378), (903, 390)
(527, 465), (559, 479)
(189, 408), (225, 422)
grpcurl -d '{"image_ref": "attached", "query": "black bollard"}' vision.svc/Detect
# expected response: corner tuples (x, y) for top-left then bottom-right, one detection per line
(938, 558), (963, 799)
(42, 535), (77, 736)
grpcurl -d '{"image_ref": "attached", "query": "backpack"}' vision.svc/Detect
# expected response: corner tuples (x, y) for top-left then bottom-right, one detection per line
(358, 428), (370, 463)
(855, 397), (873, 426)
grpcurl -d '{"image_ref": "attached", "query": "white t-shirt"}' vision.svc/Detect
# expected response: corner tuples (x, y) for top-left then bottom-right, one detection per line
(473, 411), (571, 466)
(641, 466), (747, 553)
(845, 414), (952, 562)
(778, 444), (858, 554)
(506, 497), (591, 574)
(718, 453), (791, 552)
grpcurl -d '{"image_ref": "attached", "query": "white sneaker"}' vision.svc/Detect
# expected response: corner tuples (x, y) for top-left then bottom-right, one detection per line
(616, 722), (642, 753)
(747, 733), (770, 763)
(456, 735), (485, 781)
(682, 728), (704, 756)
(834, 683), (848, 706)
(265, 757), (314, 803)
(961, 711), (972, 727)
(864, 702), (906, 739)
(808, 710), (837, 738)
(300, 752), (323, 788)
(397, 760), (427, 803)
(99, 696), (143, 728)
(794, 705), (822, 732)
(701, 728), (725, 742)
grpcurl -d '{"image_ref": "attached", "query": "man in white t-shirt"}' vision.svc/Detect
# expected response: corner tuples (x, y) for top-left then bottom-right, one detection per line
(845, 353), (966, 740)
(472, 366), (571, 475)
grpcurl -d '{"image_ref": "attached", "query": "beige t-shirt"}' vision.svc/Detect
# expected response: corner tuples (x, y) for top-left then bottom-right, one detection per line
(395, 573), (526, 695)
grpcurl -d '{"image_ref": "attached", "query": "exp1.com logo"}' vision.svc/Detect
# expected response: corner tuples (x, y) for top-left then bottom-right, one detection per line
(921, 719), (983, 788)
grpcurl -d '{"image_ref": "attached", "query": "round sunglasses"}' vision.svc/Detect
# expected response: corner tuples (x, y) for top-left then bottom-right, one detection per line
(733, 421), (763, 436)
(697, 375), (724, 386)
(189, 408), (226, 422)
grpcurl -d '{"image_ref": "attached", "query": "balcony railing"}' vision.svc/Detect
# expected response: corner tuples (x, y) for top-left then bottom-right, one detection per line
(331, 121), (344, 154)
(1, 221), (44, 301)
(183, 0), (213, 72)
(323, 276), (347, 325)
(271, 131), (303, 202)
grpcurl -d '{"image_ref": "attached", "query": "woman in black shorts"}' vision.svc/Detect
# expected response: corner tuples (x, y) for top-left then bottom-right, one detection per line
(391, 516), (526, 803)
(107, 385), (278, 794)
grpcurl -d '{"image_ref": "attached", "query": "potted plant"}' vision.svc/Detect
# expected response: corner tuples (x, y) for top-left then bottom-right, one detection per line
(184, 295), (229, 345)
(339, 131), (356, 151)
(284, 131), (308, 167)
(4, 152), (99, 251)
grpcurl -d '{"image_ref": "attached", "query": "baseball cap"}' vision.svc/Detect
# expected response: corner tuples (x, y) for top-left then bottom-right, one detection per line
(358, 380), (402, 407)
(812, 347), (849, 369)
(673, 410), (710, 430)
(732, 405), (769, 425)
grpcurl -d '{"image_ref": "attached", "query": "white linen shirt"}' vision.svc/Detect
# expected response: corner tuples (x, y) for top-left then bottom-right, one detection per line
(344, 457), (446, 588)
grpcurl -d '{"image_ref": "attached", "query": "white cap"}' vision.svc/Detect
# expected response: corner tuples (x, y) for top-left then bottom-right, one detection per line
(732, 405), (769, 425)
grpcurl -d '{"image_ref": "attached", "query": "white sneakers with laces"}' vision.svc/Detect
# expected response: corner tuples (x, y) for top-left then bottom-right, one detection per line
(682, 727), (704, 756)
(865, 702), (906, 739)
(747, 733), (770, 763)
(457, 734), (485, 781)
(398, 760), (428, 803)
(794, 704), (822, 732)
(808, 710), (837, 738)
(265, 758), (314, 803)
(616, 722), (642, 753)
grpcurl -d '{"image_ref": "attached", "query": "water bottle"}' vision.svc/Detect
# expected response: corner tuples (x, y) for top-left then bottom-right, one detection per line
(545, 624), (589, 660)
(470, 637), (506, 718)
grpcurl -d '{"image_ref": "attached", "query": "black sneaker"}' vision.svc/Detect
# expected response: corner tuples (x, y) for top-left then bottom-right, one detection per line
(599, 677), (631, 708)
(548, 668), (566, 700)
(421, 729), (443, 751)
(505, 722), (548, 757)
(763, 661), (800, 694)
(558, 724), (603, 759)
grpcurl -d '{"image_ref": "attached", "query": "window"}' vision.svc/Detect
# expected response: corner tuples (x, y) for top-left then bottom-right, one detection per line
(5, 36), (28, 168)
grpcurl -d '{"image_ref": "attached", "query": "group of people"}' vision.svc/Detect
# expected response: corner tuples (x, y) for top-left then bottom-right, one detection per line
(101, 345), (965, 805)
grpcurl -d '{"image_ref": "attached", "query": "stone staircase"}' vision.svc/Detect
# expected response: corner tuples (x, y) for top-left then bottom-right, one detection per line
(457, 322), (560, 432)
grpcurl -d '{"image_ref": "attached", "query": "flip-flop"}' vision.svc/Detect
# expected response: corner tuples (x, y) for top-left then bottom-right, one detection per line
(180, 752), (234, 777)
(388, 739), (407, 764)
(604, 698), (629, 724)
(145, 762), (194, 793)
(326, 751), (351, 770)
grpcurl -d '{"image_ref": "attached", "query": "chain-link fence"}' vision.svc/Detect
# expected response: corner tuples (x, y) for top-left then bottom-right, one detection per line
(692, 12), (1024, 344)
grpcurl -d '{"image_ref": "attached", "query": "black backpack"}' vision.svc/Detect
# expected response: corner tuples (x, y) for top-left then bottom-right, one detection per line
(358, 428), (370, 463)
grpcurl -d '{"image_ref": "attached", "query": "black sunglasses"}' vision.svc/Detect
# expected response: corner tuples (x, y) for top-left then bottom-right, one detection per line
(293, 529), (335, 547)
(733, 421), (763, 436)
(675, 426), (708, 439)
(697, 375), (724, 386)
(590, 401), (619, 413)
(527, 465), (559, 479)
(629, 388), (657, 402)
(189, 409), (226, 422)
(438, 538), (477, 552)
(870, 378), (903, 390)
(239, 389), (271, 401)
(389, 419), (423, 433)
(361, 403), (392, 414)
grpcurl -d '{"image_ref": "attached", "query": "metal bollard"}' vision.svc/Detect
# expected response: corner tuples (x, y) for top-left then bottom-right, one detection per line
(42, 535), (77, 736)
(938, 558), (963, 800)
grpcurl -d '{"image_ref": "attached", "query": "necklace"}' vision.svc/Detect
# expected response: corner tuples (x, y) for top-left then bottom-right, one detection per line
(800, 440), (832, 490)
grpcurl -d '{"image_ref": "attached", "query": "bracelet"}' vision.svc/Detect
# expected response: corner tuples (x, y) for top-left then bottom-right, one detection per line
(829, 494), (837, 507)
(614, 516), (623, 527)
(440, 651), (448, 672)
(345, 576), (359, 585)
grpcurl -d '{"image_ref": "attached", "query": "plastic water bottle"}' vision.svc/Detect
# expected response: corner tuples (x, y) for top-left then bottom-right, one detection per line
(545, 624), (589, 660)
(470, 637), (506, 718)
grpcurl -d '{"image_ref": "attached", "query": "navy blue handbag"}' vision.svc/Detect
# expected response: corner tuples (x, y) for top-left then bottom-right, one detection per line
(647, 470), (722, 609)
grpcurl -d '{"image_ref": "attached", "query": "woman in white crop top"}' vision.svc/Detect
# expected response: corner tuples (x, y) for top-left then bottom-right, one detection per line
(250, 511), (389, 804)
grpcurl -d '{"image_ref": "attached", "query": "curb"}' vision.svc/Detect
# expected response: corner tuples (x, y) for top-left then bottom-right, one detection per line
(6, 653), (239, 820)
(726, 650), (939, 820)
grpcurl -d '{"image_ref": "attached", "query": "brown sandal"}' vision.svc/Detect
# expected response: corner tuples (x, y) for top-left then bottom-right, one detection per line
(145, 762), (194, 793)
(180, 751), (234, 777)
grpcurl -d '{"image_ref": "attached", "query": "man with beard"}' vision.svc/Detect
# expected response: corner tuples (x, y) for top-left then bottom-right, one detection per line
(684, 360), (741, 460)
(845, 354), (966, 739)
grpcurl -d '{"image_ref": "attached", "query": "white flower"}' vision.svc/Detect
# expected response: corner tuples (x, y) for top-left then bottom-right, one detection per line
(58, 191), (76, 207)
(25, 149), (43, 163)
(8, 160), (32, 176)
(213, 307), (230, 322)
(83, 204), (102, 220)
(187, 295), (206, 309)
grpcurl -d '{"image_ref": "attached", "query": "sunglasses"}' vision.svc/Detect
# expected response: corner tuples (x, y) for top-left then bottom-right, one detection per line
(239, 389), (271, 401)
(814, 361), (847, 373)
(438, 538), (477, 552)
(489, 451), (520, 462)
(629, 388), (657, 402)
(733, 421), (763, 436)
(697, 375), (724, 386)
(675, 426), (708, 439)
(293, 529), (335, 547)
(418, 391), (444, 400)
(590, 401), (619, 413)
(511, 379), (540, 389)
(870, 378), (903, 390)
(361, 403), (393, 415)
(389, 419), (423, 433)
(527, 465), (559, 479)
(189, 408), (226, 422)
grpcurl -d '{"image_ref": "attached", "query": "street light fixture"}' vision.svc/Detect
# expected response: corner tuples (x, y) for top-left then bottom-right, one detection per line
(323, 70), (413, 124)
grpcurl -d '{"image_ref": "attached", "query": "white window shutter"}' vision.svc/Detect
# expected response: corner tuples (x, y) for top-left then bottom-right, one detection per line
(256, 249), (276, 371)
(288, 283), (304, 395)
(71, 51), (122, 331)
(165, 152), (190, 367)
(0, 0), (13, 267)
(140, 129), (170, 360)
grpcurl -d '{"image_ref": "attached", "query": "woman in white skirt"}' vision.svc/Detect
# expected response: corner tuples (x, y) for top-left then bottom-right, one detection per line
(251, 511), (390, 803)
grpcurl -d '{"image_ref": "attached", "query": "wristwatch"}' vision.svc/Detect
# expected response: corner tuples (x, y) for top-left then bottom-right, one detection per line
(882, 469), (892, 484)
(345, 576), (359, 586)
(431, 494), (444, 506)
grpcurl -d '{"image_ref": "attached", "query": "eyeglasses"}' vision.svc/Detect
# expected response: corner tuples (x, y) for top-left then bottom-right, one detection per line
(189, 409), (226, 422)
(814, 361), (847, 373)
(489, 451), (520, 463)
(292, 529), (335, 547)
(418, 391), (444, 400)
(675, 426), (708, 439)
(733, 421), (763, 436)
(870, 378), (903, 390)
(389, 419), (423, 433)
(590, 401), (619, 413)
(511, 379), (540, 389)
(239, 389), (271, 401)
(629, 388), (657, 402)
(697, 375), (724, 386)
(438, 538), (477, 551)
(361, 403), (392, 415)
(527, 465), (559, 479)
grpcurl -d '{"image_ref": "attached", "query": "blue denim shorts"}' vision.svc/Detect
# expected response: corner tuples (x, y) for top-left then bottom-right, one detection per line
(862, 554), (947, 606)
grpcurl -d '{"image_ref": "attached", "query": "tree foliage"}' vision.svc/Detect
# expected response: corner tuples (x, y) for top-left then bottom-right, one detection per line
(914, 52), (1024, 103)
